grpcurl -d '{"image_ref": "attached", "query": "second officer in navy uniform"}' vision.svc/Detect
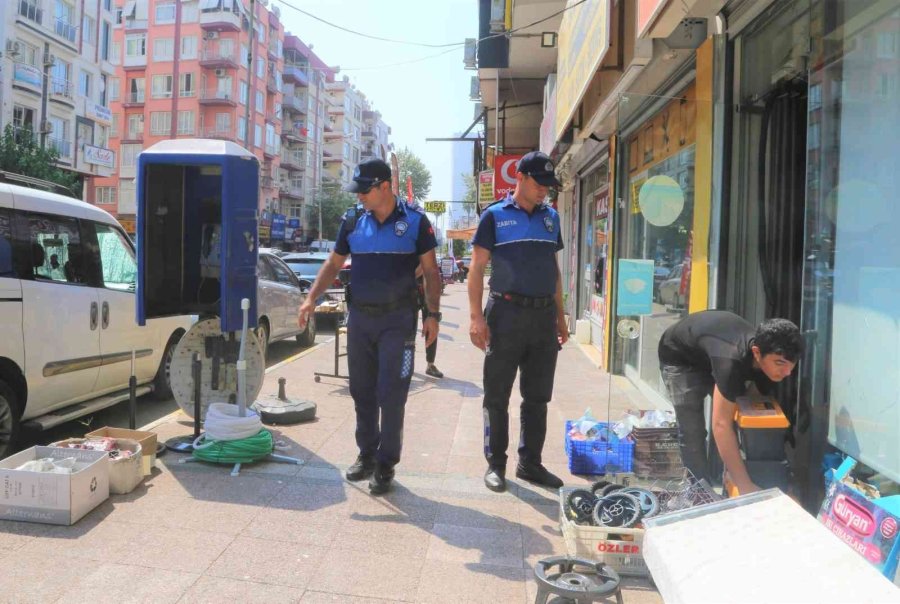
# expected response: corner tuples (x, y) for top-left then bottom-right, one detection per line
(299, 159), (441, 495)
(468, 151), (569, 492)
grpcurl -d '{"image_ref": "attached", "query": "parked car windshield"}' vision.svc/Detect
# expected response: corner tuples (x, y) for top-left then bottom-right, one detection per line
(284, 258), (326, 277)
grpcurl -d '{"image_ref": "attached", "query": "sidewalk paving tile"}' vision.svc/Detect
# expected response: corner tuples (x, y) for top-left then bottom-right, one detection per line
(304, 549), (425, 602)
(205, 536), (327, 589)
(426, 524), (524, 569)
(179, 576), (305, 603)
(54, 562), (199, 604)
(0, 549), (104, 604)
(415, 559), (527, 604)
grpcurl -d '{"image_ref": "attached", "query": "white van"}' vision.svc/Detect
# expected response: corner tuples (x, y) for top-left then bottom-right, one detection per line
(0, 180), (193, 458)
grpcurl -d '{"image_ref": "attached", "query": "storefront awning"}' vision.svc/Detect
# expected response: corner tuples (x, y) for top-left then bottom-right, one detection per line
(446, 227), (476, 241)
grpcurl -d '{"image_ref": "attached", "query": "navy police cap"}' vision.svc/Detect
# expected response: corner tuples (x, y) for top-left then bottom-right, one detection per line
(345, 158), (392, 193)
(517, 151), (561, 187)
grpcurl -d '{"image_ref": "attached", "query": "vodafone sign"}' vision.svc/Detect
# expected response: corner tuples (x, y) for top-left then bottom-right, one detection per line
(494, 154), (522, 201)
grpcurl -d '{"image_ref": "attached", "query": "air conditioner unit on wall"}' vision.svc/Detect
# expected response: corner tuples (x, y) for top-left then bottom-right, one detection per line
(40, 120), (53, 134)
(205, 31), (219, 40)
(6, 40), (21, 56)
(214, 68), (227, 77)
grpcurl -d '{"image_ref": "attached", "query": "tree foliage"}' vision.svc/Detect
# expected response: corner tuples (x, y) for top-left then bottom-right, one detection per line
(395, 147), (432, 203)
(452, 238), (467, 258)
(315, 185), (356, 240)
(0, 125), (81, 197)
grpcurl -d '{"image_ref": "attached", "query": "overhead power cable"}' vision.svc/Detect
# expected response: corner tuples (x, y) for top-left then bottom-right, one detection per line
(272, 0), (589, 61)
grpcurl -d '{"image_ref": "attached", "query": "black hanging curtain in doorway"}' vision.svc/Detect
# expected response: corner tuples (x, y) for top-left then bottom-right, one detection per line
(757, 80), (808, 431)
(758, 81), (807, 323)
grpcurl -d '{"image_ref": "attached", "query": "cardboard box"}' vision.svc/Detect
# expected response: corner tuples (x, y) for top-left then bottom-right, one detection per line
(85, 427), (157, 475)
(0, 446), (109, 525)
(818, 458), (900, 584)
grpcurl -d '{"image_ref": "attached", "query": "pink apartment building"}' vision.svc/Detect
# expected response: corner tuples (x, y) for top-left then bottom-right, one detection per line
(91, 0), (284, 235)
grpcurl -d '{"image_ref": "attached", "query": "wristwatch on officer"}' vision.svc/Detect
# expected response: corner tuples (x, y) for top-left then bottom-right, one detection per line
(426, 310), (442, 322)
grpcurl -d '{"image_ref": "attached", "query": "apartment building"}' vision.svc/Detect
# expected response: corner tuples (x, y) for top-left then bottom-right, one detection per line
(92, 0), (284, 234)
(1, 0), (118, 195)
(280, 33), (335, 238)
(324, 75), (391, 191)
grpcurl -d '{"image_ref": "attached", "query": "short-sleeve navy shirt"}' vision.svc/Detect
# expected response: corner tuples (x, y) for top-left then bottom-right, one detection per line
(335, 199), (437, 305)
(472, 195), (563, 297)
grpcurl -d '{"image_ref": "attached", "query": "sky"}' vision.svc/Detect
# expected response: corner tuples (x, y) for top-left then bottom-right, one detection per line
(273, 0), (480, 204)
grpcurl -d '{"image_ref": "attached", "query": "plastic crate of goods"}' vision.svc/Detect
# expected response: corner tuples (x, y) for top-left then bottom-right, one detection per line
(565, 421), (634, 475)
(559, 486), (649, 577)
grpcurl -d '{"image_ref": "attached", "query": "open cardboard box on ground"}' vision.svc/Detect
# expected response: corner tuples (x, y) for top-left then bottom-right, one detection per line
(85, 427), (157, 475)
(0, 446), (109, 525)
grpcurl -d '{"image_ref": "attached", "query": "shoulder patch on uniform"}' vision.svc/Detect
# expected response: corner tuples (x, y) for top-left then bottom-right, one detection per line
(543, 215), (554, 232)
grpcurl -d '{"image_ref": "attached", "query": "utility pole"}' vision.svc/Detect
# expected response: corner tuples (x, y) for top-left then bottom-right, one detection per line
(245, 0), (255, 149)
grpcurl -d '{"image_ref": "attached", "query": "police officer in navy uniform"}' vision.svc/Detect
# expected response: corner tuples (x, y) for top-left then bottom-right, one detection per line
(468, 151), (569, 493)
(299, 159), (441, 495)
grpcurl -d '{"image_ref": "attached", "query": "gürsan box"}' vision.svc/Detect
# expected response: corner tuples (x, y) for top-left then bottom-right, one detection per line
(0, 446), (109, 525)
(818, 458), (900, 585)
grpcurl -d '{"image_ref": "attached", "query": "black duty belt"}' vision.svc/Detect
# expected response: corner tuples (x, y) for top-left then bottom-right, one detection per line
(490, 291), (555, 309)
(352, 292), (418, 316)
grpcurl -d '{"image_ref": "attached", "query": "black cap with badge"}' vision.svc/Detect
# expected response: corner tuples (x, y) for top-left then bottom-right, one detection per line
(517, 151), (561, 187)
(345, 158), (392, 193)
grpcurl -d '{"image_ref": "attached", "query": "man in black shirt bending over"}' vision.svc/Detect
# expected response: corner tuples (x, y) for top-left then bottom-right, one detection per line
(658, 311), (803, 493)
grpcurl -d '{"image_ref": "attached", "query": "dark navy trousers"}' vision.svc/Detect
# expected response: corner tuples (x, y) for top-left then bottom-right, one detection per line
(347, 306), (417, 468)
(482, 297), (559, 469)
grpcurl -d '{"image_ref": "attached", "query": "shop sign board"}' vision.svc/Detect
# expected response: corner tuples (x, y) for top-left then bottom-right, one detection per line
(86, 102), (112, 124)
(271, 214), (286, 240)
(494, 154), (522, 201)
(555, 0), (611, 142)
(637, 0), (668, 38)
(478, 170), (495, 207)
(83, 144), (115, 168)
(424, 201), (446, 214)
(616, 259), (653, 316)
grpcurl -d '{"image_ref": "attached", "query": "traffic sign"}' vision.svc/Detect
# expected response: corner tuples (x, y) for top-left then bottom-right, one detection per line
(424, 201), (446, 214)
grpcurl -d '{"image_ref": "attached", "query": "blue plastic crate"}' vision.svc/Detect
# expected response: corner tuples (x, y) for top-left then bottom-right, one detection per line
(565, 421), (634, 475)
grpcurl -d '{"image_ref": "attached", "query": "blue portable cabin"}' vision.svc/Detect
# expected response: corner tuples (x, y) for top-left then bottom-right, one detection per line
(136, 139), (259, 332)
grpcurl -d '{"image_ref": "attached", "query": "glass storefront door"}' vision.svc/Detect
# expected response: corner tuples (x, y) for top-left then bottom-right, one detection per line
(612, 86), (706, 400)
(800, 1), (900, 491)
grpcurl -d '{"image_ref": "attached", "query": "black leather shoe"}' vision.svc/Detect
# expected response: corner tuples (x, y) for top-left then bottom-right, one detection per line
(346, 455), (376, 481)
(515, 463), (563, 489)
(484, 467), (506, 493)
(368, 464), (395, 495)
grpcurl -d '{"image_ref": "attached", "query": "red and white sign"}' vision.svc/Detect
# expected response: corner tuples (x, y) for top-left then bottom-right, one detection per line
(493, 154), (522, 200)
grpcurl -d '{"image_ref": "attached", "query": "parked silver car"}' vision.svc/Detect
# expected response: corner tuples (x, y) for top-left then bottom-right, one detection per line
(257, 251), (316, 358)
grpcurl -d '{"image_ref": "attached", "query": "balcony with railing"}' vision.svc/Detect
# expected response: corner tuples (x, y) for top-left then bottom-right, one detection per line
(200, 6), (241, 32)
(362, 110), (377, 121)
(283, 64), (309, 87)
(123, 52), (147, 70)
(268, 39), (281, 59)
(50, 79), (75, 104)
(122, 91), (145, 108)
(261, 175), (276, 189)
(266, 74), (279, 94)
(264, 143), (277, 158)
(282, 124), (308, 143)
(48, 136), (72, 159)
(199, 43), (240, 69)
(327, 105), (345, 115)
(199, 86), (237, 106)
(362, 129), (375, 140)
(279, 182), (303, 199)
(203, 126), (237, 142)
(280, 150), (303, 171)
(282, 93), (307, 114)
(18, 0), (43, 25)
